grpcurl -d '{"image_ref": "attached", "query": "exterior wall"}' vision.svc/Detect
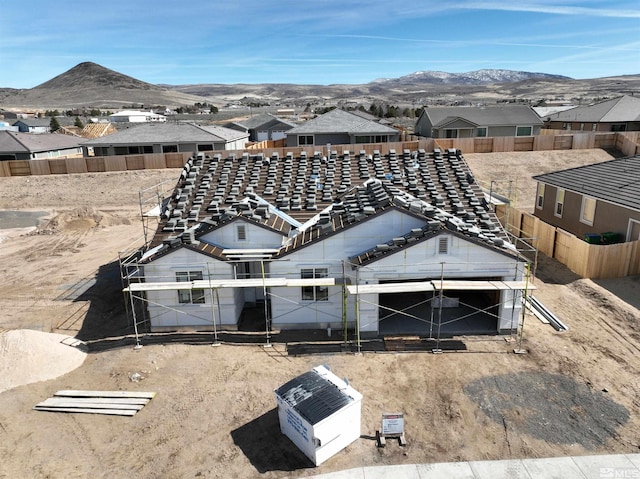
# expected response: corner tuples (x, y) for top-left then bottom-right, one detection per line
(415, 114), (434, 137)
(200, 220), (285, 249)
(545, 121), (640, 132)
(534, 182), (640, 241)
(31, 147), (83, 159)
(142, 248), (239, 331)
(269, 209), (426, 329)
(355, 234), (522, 334)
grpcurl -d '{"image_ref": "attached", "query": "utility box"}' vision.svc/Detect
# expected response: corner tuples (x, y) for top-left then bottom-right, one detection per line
(274, 365), (362, 466)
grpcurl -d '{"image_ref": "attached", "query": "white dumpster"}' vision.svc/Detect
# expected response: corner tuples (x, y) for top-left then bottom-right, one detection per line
(274, 365), (362, 466)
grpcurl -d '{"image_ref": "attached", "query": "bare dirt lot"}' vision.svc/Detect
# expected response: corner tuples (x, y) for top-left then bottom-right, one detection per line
(0, 152), (639, 479)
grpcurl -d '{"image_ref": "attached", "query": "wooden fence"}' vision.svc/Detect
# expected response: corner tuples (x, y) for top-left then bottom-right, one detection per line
(1, 132), (638, 178)
(496, 204), (640, 279)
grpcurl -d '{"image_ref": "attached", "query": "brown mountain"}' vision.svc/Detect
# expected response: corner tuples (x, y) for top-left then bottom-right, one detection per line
(0, 62), (206, 109)
(1, 61), (638, 111)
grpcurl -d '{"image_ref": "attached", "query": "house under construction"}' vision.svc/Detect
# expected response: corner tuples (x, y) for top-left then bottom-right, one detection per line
(121, 147), (531, 342)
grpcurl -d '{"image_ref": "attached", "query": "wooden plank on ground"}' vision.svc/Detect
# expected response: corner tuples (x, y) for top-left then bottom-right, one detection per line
(36, 400), (146, 411)
(40, 397), (150, 406)
(54, 390), (156, 399)
(33, 406), (138, 416)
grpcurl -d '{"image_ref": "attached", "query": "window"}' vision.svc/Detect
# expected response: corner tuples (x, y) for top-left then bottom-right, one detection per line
(563, 123), (570, 130)
(445, 129), (458, 139)
(536, 183), (545, 209)
(438, 236), (449, 255)
(476, 127), (487, 137)
(197, 144), (213, 152)
(516, 126), (532, 136)
(114, 147), (128, 155)
(162, 144), (178, 153)
(580, 197), (597, 225)
(298, 135), (314, 145)
(355, 135), (370, 143)
(555, 189), (565, 217)
(301, 268), (328, 301)
(176, 271), (205, 304)
(611, 124), (627, 132)
(236, 224), (247, 241)
(591, 123), (598, 131)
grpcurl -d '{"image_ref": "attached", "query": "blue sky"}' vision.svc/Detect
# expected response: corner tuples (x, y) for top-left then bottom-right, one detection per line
(1, 1), (638, 88)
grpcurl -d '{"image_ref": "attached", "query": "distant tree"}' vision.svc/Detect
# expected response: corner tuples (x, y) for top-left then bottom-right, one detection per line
(385, 106), (398, 118)
(49, 117), (61, 132)
(89, 109), (102, 117)
(402, 107), (413, 118)
(45, 109), (60, 117)
(209, 105), (218, 114)
(74, 117), (84, 128)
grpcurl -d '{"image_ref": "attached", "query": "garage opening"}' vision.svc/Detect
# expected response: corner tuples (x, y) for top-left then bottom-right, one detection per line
(377, 278), (501, 337)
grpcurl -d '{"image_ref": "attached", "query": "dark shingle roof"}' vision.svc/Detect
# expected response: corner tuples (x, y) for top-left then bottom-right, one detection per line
(0, 130), (82, 153)
(533, 155), (640, 211)
(543, 95), (640, 123)
(82, 122), (247, 146)
(421, 105), (543, 127)
(287, 109), (398, 135)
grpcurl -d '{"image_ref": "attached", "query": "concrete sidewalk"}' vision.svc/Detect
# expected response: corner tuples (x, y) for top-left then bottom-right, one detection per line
(308, 453), (640, 479)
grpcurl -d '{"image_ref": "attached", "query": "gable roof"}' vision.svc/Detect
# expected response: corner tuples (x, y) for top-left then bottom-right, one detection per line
(13, 118), (52, 127)
(146, 147), (515, 263)
(0, 130), (82, 153)
(236, 113), (296, 130)
(532, 155), (640, 212)
(286, 109), (398, 135)
(82, 122), (248, 146)
(543, 95), (640, 123)
(419, 105), (543, 127)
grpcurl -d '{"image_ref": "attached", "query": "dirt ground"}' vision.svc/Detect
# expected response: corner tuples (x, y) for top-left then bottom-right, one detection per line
(0, 151), (639, 479)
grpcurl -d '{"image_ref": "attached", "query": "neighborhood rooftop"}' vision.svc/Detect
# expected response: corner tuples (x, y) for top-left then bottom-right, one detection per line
(533, 155), (640, 212)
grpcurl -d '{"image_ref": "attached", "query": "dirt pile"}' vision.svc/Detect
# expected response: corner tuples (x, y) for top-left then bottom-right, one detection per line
(0, 330), (87, 394)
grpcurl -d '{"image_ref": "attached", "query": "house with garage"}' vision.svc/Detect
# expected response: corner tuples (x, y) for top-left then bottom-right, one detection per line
(532, 155), (640, 244)
(123, 147), (530, 339)
(0, 130), (83, 160)
(13, 118), (54, 134)
(415, 105), (543, 139)
(225, 113), (296, 142)
(542, 95), (640, 132)
(81, 122), (248, 156)
(285, 109), (400, 147)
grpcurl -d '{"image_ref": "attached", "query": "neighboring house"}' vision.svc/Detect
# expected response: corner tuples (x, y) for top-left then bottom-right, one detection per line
(124, 148), (529, 337)
(81, 122), (248, 156)
(13, 118), (53, 134)
(0, 121), (19, 132)
(532, 155), (640, 243)
(225, 113), (296, 142)
(542, 95), (640, 132)
(0, 131), (83, 160)
(108, 110), (167, 123)
(415, 105), (543, 138)
(285, 109), (400, 147)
